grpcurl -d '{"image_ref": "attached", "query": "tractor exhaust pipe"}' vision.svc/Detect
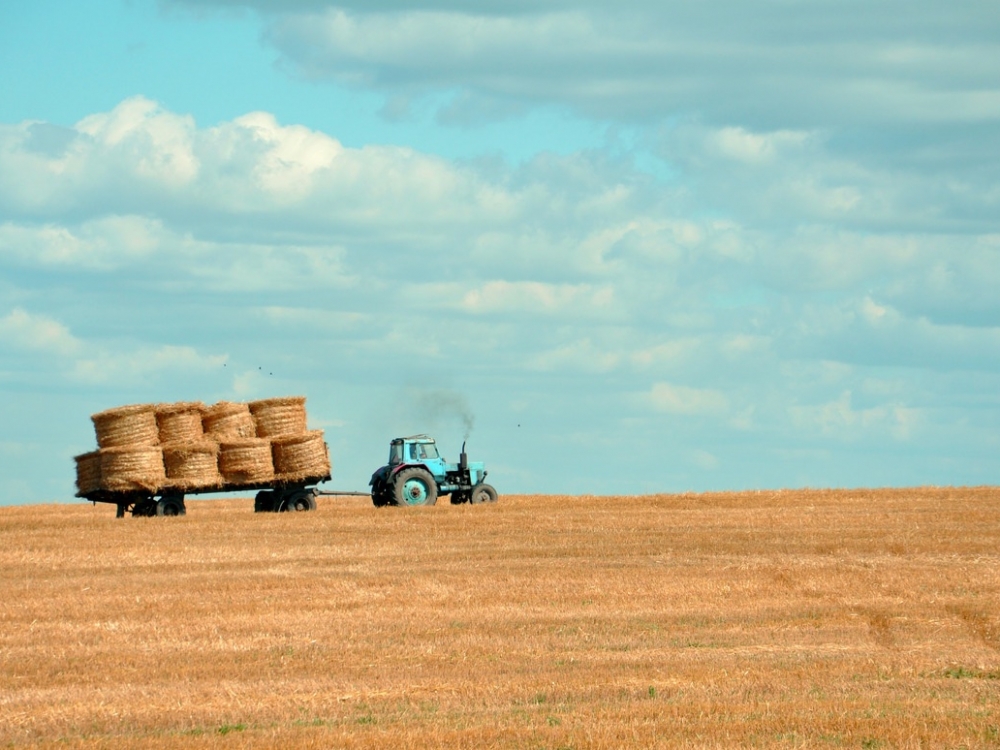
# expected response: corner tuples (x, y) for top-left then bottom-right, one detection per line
(460, 441), (468, 471)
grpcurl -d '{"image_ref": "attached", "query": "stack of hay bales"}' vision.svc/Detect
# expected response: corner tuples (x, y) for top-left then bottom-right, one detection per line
(74, 396), (330, 497)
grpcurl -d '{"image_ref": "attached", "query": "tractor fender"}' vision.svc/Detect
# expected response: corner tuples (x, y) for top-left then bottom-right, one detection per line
(390, 462), (424, 478)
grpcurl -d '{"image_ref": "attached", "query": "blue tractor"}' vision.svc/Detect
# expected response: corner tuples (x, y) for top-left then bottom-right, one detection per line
(369, 435), (498, 507)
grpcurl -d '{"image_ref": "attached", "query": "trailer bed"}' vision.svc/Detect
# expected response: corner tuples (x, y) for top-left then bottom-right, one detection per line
(79, 473), (332, 517)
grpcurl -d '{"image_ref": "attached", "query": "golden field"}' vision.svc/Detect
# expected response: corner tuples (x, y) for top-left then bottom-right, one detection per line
(1, 488), (998, 749)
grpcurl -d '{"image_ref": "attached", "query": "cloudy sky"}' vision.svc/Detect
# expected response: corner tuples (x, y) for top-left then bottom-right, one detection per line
(2, 0), (998, 504)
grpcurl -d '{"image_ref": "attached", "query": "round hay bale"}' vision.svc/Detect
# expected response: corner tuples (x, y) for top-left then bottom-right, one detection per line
(203, 401), (256, 439)
(218, 438), (273, 485)
(249, 396), (308, 438)
(162, 441), (221, 491)
(92, 404), (159, 448)
(100, 446), (165, 493)
(272, 430), (331, 481)
(156, 402), (205, 444)
(74, 451), (102, 496)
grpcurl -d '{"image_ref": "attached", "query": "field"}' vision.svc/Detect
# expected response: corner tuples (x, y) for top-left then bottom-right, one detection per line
(1, 488), (999, 748)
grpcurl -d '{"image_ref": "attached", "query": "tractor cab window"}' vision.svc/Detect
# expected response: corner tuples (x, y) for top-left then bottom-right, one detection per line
(410, 442), (440, 461)
(389, 443), (403, 465)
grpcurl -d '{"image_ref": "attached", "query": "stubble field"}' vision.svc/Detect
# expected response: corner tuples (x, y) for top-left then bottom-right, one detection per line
(1, 487), (998, 748)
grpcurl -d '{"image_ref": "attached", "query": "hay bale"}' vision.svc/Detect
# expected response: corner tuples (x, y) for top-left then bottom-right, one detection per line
(249, 396), (308, 438)
(156, 402), (205, 444)
(272, 430), (331, 481)
(100, 446), (165, 493)
(162, 441), (221, 491)
(218, 438), (273, 485)
(92, 404), (159, 448)
(203, 401), (256, 440)
(74, 451), (102, 496)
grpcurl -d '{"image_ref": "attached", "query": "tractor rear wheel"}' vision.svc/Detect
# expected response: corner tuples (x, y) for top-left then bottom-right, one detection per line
(470, 483), (498, 504)
(393, 468), (438, 507)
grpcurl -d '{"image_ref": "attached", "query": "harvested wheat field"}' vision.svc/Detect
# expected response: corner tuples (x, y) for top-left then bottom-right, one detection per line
(2, 488), (999, 749)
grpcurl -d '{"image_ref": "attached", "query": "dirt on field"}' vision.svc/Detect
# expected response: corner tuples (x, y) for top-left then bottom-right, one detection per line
(1, 488), (999, 748)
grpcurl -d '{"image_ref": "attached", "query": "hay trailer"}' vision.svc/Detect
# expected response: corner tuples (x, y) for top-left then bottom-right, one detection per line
(75, 397), (334, 517)
(79, 473), (331, 518)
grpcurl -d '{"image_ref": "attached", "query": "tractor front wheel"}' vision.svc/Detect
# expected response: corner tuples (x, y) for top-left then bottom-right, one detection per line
(393, 468), (438, 507)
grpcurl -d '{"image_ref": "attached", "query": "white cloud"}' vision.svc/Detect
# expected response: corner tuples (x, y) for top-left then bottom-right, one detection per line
(529, 338), (620, 373)
(458, 280), (613, 315)
(72, 345), (228, 385)
(240, 2), (1000, 130)
(76, 96), (200, 185)
(0, 308), (81, 357)
(789, 390), (922, 441)
(0, 216), (164, 269)
(647, 381), (729, 416)
(710, 127), (811, 165)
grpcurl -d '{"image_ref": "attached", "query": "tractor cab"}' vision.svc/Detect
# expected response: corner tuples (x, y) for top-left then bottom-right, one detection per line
(388, 435), (448, 479)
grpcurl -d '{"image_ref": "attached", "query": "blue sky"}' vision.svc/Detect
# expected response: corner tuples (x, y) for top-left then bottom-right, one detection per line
(1, 0), (999, 504)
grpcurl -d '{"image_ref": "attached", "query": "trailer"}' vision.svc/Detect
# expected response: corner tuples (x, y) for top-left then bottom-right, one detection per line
(79, 473), (330, 518)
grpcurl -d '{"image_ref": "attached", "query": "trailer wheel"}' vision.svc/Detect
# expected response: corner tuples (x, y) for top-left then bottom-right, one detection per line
(393, 468), (438, 506)
(279, 489), (317, 512)
(131, 497), (157, 517)
(470, 483), (498, 504)
(255, 491), (277, 513)
(156, 494), (186, 516)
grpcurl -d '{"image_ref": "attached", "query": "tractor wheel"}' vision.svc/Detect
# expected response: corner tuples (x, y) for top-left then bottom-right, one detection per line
(393, 468), (438, 507)
(470, 483), (498, 504)
(156, 494), (186, 516)
(279, 489), (317, 512)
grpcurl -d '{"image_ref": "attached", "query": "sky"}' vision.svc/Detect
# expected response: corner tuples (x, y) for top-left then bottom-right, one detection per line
(1, 0), (999, 505)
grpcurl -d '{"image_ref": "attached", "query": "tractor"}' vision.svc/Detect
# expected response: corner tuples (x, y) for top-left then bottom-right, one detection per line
(369, 435), (497, 507)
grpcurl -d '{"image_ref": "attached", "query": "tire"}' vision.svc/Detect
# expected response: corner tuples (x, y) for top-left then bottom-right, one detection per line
(393, 468), (438, 507)
(156, 494), (186, 516)
(255, 491), (276, 513)
(371, 478), (392, 507)
(131, 497), (157, 517)
(470, 483), (498, 505)
(279, 489), (317, 512)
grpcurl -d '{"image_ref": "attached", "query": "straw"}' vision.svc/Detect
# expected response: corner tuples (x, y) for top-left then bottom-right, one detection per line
(74, 451), (102, 496)
(156, 402), (205, 444)
(203, 402), (256, 440)
(91, 404), (159, 449)
(218, 438), (274, 485)
(99, 446), (166, 493)
(271, 430), (331, 481)
(162, 440), (221, 491)
(248, 396), (308, 438)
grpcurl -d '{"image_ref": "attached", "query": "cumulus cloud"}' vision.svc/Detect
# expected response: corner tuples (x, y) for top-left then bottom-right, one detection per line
(2, 97), (999, 496)
(789, 390), (922, 441)
(165, 1), (1000, 130)
(647, 381), (729, 416)
(0, 308), (82, 357)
